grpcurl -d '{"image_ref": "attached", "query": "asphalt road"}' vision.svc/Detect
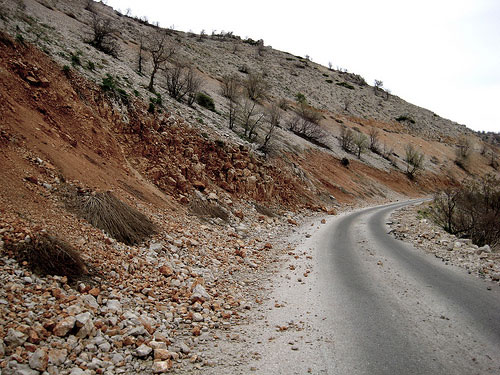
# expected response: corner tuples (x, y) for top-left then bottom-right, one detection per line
(204, 200), (500, 374)
(316, 200), (500, 374)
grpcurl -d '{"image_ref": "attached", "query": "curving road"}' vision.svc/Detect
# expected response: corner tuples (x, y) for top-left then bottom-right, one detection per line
(315, 200), (500, 374)
(205, 200), (500, 374)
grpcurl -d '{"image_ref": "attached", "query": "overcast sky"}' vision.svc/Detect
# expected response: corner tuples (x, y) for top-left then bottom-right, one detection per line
(107, 0), (500, 133)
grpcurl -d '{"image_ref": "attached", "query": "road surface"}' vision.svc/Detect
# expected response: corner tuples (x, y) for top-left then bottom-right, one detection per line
(209, 200), (500, 374)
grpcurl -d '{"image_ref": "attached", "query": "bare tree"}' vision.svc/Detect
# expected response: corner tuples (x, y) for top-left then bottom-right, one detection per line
(455, 136), (472, 169)
(220, 74), (241, 130)
(373, 79), (385, 96)
(328, 61), (333, 70)
(137, 33), (146, 75)
(244, 72), (268, 101)
(353, 132), (368, 159)
(165, 63), (202, 105)
(261, 102), (282, 151)
(88, 12), (118, 57)
(368, 127), (380, 152)
(239, 98), (264, 140)
(147, 30), (176, 92)
(404, 144), (424, 179)
(288, 103), (324, 143)
(339, 125), (354, 153)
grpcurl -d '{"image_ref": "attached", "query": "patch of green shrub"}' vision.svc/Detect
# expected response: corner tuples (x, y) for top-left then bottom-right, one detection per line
(326, 79), (333, 84)
(196, 92), (215, 111)
(71, 51), (81, 66)
(336, 82), (355, 90)
(396, 115), (415, 124)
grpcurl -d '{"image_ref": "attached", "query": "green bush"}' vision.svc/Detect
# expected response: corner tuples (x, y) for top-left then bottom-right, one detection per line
(396, 115), (415, 124)
(325, 79), (333, 84)
(87, 61), (95, 71)
(62, 65), (71, 77)
(196, 92), (215, 111)
(71, 51), (81, 66)
(336, 82), (355, 90)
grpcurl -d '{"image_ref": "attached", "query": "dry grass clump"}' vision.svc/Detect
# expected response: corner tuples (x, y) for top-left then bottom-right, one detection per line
(189, 193), (229, 222)
(64, 187), (156, 245)
(254, 203), (276, 218)
(8, 234), (87, 280)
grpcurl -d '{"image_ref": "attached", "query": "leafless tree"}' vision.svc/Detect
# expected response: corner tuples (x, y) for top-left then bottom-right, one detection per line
(368, 127), (380, 152)
(455, 136), (472, 170)
(353, 132), (368, 159)
(328, 61), (333, 70)
(147, 30), (176, 92)
(261, 102), (282, 151)
(220, 74), (241, 130)
(137, 33), (146, 74)
(339, 125), (354, 153)
(165, 63), (202, 105)
(239, 98), (265, 140)
(244, 72), (268, 101)
(404, 144), (424, 179)
(220, 74), (240, 99)
(88, 12), (118, 57)
(288, 103), (324, 142)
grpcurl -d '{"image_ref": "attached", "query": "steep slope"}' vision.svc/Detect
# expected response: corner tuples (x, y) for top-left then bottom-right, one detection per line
(0, 1), (499, 374)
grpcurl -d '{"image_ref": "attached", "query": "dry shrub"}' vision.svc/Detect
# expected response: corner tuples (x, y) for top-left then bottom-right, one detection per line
(64, 187), (156, 245)
(431, 174), (500, 249)
(254, 203), (276, 218)
(189, 193), (229, 222)
(8, 234), (86, 279)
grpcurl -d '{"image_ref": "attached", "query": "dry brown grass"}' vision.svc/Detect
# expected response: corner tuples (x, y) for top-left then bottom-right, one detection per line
(63, 187), (156, 245)
(8, 234), (87, 279)
(189, 193), (229, 222)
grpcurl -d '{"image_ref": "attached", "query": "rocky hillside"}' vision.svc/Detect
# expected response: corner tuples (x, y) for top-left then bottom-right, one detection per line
(0, 0), (499, 374)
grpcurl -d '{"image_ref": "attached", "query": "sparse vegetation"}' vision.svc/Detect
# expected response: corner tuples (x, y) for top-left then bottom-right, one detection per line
(165, 63), (202, 105)
(288, 100), (325, 145)
(239, 98), (265, 140)
(147, 29), (176, 92)
(244, 72), (268, 101)
(88, 12), (118, 57)
(430, 175), (500, 249)
(368, 127), (380, 153)
(455, 136), (472, 170)
(261, 101), (282, 151)
(336, 82), (355, 90)
(220, 74), (241, 130)
(6, 233), (87, 280)
(339, 125), (354, 153)
(63, 188), (157, 245)
(404, 144), (424, 179)
(353, 131), (368, 159)
(196, 92), (215, 112)
(189, 193), (229, 222)
(396, 115), (415, 124)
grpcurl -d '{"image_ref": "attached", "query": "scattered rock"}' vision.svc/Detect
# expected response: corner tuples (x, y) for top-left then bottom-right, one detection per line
(134, 343), (152, 358)
(53, 316), (76, 337)
(29, 348), (48, 371)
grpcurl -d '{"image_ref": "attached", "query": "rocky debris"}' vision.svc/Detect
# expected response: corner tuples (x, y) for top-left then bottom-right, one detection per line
(390, 204), (500, 284)
(0, 196), (313, 374)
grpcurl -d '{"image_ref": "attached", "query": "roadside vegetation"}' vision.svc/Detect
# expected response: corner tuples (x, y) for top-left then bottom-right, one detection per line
(430, 174), (500, 250)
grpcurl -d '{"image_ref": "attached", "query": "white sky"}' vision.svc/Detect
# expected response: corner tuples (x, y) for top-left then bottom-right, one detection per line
(107, 0), (500, 133)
